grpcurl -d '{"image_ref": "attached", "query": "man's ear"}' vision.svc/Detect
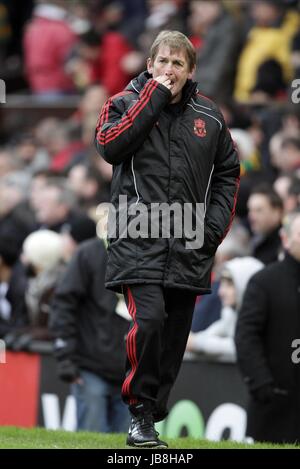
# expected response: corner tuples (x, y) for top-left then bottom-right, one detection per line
(188, 65), (196, 80)
(147, 57), (153, 75)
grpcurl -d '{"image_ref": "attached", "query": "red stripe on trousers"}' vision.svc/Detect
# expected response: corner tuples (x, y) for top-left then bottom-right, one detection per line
(122, 287), (138, 400)
(122, 286), (134, 395)
(122, 286), (134, 396)
(122, 287), (137, 396)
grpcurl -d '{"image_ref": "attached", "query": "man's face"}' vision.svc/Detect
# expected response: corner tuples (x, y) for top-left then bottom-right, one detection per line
(147, 44), (194, 103)
(34, 186), (68, 225)
(247, 194), (282, 235)
(280, 145), (300, 172)
(251, 2), (280, 27)
(283, 216), (300, 262)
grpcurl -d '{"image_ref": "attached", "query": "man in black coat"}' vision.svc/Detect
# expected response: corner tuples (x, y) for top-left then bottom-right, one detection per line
(0, 237), (28, 339)
(50, 238), (130, 433)
(235, 211), (300, 443)
(95, 30), (240, 447)
(247, 184), (283, 265)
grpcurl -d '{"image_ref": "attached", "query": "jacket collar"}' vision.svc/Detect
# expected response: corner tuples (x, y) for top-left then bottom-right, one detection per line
(127, 71), (197, 109)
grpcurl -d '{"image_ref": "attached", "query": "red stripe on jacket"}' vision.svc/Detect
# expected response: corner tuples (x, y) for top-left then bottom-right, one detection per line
(97, 80), (158, 146)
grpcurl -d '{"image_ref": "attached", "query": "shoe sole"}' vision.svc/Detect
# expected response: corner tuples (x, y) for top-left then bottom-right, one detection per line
(126, 439), (168, 449)
(126, 442), (168, 449)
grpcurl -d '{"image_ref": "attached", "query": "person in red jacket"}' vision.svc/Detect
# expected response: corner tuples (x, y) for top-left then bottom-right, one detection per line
(23, 1), (77, 97)
(91, 1), (134, 96)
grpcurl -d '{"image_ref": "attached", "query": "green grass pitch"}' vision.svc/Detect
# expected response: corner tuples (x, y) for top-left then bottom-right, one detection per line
(0, 427), (298, 449)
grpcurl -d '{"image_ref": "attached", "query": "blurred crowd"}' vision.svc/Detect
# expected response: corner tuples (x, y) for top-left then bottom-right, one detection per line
(0, 0), (299, 357)
(0, 0), (300, 441)
(0, 0), (299, 100)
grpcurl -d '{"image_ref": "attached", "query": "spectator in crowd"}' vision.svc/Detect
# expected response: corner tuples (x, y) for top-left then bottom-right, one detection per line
(190, 0), (241, 100)
(34, 118), (63, 161)
(73, 85), (108, 126)
(190, 220), (251, 333)
(88, 148), (113, 194)
(121, 0), (186, 79)
(142, 0), (185, 38)
(20, 229), (65, 343)
(33, 117), (84, 174)
(274, 175), (300, 214)
(50, 236), (130, 433)
(249, 59), (287, 104)
(234, 0), (299, 102)
(235, 211), (300, 443)
(10, 132), (49, 176)
(285, 177), (300, 213)
(273, 174), (292, 204)
(33, 178), (78, 233)
(279, 137), (300, 175)
(67, 163), (110, 210)
(230, 128), (265, 222)
(0, 172), (36, 252)
(218, 98), (252, 130)
(29, 170), (57, 213)
(247, 184), (283, 264)
(91, 0), (134, 96)
(121, 0), (147, 44)
(65, 29), (103, 92)
(46, 122), (85, 174)
(66, 0), (91, 36)
(0, 148), (19, 177)
(190, 280), (222, 334)
(230, 128), (260, 178)
(0, 236), (28, 339)
(64, 114), (106, 173)
(187, 256), (263, 361)
(269, 107), (300, 175)
(60, 212), (96, 262)
(23, 0), (77, 97)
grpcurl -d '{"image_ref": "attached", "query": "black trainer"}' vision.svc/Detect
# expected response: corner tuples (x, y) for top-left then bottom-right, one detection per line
(126, 412), (168, 448)
(155, 430), (169, 449)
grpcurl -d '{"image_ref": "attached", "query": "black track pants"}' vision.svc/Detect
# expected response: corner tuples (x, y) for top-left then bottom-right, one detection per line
(121, 284), (197, 415)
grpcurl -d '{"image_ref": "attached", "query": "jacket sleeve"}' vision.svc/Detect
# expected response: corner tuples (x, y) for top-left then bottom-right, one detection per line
(49, 249), (90, 362)
(95, 79), (171, 165)
(204, 120), (240, 253)
(234, 275), (274, 391)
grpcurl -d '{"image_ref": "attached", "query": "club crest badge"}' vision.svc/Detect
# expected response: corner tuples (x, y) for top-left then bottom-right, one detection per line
(194, 118), (206, 138)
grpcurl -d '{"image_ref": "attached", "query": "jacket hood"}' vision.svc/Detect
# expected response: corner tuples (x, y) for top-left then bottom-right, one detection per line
(222, 256), (264, 310)
(126, 71), (198, 108)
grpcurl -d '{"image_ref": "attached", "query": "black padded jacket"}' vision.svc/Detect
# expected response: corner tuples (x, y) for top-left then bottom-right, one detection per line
(95, 71), (240, 294)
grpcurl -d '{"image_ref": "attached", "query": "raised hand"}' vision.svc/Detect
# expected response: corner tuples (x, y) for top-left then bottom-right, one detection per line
(153, 74), (172, 91)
